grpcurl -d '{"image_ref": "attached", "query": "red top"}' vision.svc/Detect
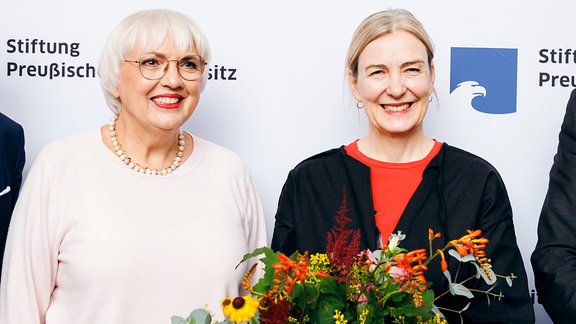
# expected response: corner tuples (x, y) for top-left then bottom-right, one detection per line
(345, 140), (442, 246)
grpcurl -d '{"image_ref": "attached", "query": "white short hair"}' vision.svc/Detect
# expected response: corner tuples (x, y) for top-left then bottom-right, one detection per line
(98, 9), (211, 113)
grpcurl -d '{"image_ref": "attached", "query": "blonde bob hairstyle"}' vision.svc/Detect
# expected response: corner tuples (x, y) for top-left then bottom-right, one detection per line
(98, 9), (211, 114)
(346, 8), (434, 79)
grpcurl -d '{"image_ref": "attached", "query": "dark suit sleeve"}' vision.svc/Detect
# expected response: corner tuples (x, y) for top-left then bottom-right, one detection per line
(0, 115), (25, 272)
(531, 88), (576, 323)
(470, 171), (534, 323)
(11, 123), (25, 209)
(270, 171), (297, 255)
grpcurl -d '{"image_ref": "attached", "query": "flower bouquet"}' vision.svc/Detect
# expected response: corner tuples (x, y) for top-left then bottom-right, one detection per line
(172, 199), (515, 324)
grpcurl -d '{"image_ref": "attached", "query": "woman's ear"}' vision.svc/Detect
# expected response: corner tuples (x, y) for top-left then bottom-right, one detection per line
(428, 62), (436, 95)
(347, 69), (361, 102)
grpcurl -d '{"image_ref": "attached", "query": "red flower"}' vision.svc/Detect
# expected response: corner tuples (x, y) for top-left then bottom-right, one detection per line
(258, 295), (291, 324)
(326, 192), (361, 283)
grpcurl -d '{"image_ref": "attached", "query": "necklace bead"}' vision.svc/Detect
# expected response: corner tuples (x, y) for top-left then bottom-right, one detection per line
(108, 114), (185, 176)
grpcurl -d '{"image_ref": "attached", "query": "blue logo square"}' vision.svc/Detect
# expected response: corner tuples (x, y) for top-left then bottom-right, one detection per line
(450, 47), (518, 114)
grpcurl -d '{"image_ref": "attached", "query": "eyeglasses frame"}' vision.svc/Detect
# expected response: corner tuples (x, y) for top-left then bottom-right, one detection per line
(124, 53), (206, 81)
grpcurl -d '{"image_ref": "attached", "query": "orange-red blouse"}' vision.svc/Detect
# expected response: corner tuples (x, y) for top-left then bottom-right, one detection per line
(345, 140), (442, 245)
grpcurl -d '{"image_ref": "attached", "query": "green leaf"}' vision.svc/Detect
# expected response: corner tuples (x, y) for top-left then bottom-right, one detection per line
(244, 247), (280, 295)
(170, 316), (189, 324)
(322, 281), (348, 306)
(313, 306), (337, 323)
(188, 309), (212, 324)
(290, 281), (320, 310)
(311, 296), (344, 323)
(389, 291), (408, 303)
(235, 246), (277, 268)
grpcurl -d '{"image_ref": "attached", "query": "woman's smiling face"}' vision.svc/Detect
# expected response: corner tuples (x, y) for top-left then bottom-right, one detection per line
(114, 35), (202, 133)
(349, 29), (435, 138)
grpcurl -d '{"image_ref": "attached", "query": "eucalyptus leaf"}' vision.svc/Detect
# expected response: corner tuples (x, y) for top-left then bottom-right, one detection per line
(506, 276), (513, 287)
(461, 254), (476, 263)
(431, 304), (446, 319)
(443, 269), (452, 282)
(447, 249), (463, 261)
(170, 316), (189, 324)
(449, 282), (474, 299)
(448, 249), (477, 263)
(475, 264), (497, 285)
(189, 309), (212, 324)
(372, 249), (384, 260)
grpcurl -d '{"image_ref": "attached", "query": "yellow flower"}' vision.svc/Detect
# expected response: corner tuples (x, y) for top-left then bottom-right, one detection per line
(358, 308), (369, 324)
(221, 296), (259, 322)
(334, 309), (348, 324)
(430, 313), (448, 323)
(221, 298), (233, 317)
(309, 253), (331, 272)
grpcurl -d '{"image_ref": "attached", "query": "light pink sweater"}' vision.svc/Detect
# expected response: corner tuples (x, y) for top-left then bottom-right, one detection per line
(0, 130), (267, 323)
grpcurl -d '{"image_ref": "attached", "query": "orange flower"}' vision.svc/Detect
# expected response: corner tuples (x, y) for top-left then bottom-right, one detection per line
(448, 229), (493, 280)
(294, 253), (310, 282)
(393, 249), (429, 293)
(393, 249), (427, 273)
(269, 252), (312, 298)
(451, 243), (469, 257)
(273, 253), (295, 276)
(242, 263), (257, 291)
(406, 249), (427, 265)
(437, 249), (448, 272)
(449, 230), (489, 257)
(428, 228), (441, 241)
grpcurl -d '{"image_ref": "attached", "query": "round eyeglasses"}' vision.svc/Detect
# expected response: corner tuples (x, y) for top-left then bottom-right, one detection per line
(124, 54), (205, 81)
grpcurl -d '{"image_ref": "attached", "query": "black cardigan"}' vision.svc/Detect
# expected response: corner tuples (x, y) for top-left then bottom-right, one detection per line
(272, 143), (534, 323)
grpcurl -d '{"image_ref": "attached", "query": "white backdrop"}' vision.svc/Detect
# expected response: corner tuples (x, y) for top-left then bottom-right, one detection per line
(2, 1), (574, 322)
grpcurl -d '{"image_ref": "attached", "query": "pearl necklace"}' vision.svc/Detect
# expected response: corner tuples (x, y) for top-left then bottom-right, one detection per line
(108, 114), (185, 176)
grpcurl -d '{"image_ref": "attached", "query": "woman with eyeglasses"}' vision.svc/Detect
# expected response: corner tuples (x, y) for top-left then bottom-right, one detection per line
(0, 9), (267, 323)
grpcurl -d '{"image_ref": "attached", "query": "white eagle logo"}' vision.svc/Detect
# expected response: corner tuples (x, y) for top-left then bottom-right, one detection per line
(449, 81), (487, 112)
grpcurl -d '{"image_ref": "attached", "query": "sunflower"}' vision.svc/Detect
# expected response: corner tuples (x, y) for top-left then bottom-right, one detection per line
(221, 296), (259, 322)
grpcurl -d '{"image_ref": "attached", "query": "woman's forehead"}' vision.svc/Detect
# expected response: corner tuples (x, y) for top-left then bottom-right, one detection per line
(127, 39), (197, 57)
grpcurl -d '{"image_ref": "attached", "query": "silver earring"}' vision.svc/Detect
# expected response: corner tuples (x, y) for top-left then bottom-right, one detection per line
(356, 101), (364, 109)
(428, 95), (433, 103)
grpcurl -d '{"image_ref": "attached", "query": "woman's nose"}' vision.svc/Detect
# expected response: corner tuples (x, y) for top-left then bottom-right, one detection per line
(386, 74), (406, 97)
(161, 61), (185, 87)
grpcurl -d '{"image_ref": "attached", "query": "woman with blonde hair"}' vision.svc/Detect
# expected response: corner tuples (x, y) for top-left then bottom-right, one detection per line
(271, 8), (534, 323)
